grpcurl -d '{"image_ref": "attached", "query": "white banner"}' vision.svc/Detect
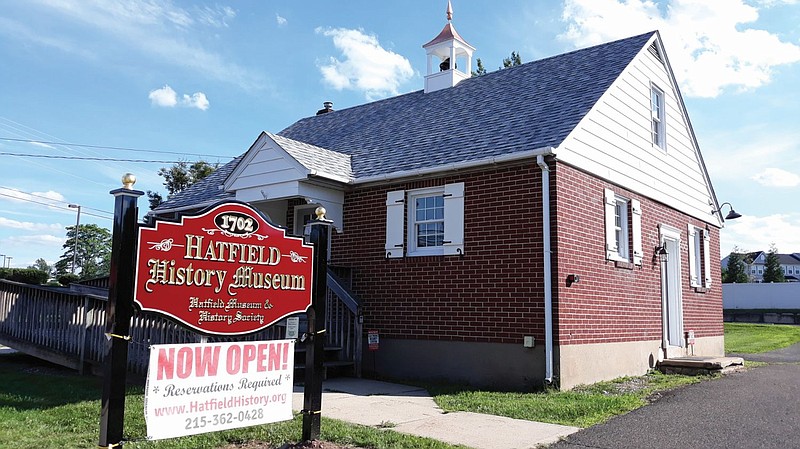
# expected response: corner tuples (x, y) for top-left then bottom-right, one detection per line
(144, 340), (294, 440)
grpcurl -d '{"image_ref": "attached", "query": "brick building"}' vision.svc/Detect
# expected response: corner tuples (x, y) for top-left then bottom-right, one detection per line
(152, 15), (727, 389)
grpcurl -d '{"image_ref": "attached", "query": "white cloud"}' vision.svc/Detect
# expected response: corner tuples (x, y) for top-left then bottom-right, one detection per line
(721, 213), (800, 255)
(29, 141), (56, 149)
(182, 92), (209, 110)
(276, 13), (287, 26)
(752, 168), (800, 187)
(0, 217), (63, 231)
(701, 127), (800, 182)
(16, 0), (262, 90)
(0, 187), (65, 205)
(196, 5), (236, 28)
(6, 234), (64, 246)
(149, 85), (209, 110)
(560, 0), (800, 98)
(316, 27), (414, 100)
(148, 85), (178, 107)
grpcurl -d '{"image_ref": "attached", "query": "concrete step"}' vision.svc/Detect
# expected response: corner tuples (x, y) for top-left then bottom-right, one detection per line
(658, 356), (745, 375)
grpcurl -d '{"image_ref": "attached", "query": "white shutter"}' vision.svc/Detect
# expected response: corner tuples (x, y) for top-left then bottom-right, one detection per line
(443, 182), (465, 256)
(385, 190), (405, 258)
(604, 188), (617, 260)
(631, 199), (642, 265)
(687, 225), (698, 286)
(703, 229), (712, 287)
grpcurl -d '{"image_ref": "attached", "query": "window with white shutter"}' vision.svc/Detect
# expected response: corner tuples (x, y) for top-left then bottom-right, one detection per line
(688, 225), (712, 288)
(384, 182), (466, 258)
(604, 188), (640, 264)
(385, 190), (405, 258)
(703, 229), (712, 287)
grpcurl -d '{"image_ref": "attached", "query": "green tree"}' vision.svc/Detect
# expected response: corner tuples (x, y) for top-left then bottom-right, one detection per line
(54, 224), (112, 279)
(502, 51), (522, 68)
(472, 58), (487, 76)
(28, 258), (52, 277)
(147, 160), (218, 209)
(722, 248), (750, 283)
(763, 244), (786, 283)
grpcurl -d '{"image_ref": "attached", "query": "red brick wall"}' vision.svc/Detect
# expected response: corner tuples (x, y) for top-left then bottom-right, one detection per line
(551, 162), (723, 346)
(331, 163), (547, 344)
(330, 160), (723, 347)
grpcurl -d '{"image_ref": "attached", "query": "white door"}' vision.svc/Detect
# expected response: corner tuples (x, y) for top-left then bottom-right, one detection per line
(660, 228), (683, 358)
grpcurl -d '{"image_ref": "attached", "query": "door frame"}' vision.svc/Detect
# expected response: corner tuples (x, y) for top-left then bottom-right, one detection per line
(659, 225), (684, 358)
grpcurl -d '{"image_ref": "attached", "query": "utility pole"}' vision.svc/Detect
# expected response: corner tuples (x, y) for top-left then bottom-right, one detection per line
(69, 204), (82, 275)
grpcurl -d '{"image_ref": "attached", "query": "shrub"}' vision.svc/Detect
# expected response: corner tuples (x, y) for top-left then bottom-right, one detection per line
(0, 268), (10, 280)
(58, 273), (81, 286)
(7, 268), (49, 285)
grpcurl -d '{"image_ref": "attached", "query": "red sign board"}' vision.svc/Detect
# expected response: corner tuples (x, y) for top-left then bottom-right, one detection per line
(134, 202), (314, 335)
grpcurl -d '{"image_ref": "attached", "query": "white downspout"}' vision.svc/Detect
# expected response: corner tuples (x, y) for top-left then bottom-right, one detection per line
(537, 154), (554, 384)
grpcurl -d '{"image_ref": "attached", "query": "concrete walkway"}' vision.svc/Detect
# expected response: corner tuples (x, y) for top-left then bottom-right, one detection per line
(292, 378), (579, 449)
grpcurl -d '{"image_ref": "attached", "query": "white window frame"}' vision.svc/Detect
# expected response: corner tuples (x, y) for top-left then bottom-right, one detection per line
(407, 186), (447, 256)
(687, 225), (713, 288)
(615, 199), (630, 261)
(604, 188), (641, 265)
(385, 182), (465, 258)
(651, 85), (666, 150)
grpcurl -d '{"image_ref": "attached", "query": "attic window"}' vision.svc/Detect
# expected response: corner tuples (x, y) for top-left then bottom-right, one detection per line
(648, 42), (663, 63)
(651, 85), (666, 150)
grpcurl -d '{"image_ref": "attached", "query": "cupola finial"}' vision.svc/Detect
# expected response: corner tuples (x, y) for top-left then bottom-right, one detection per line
(446, 0), (453, 21)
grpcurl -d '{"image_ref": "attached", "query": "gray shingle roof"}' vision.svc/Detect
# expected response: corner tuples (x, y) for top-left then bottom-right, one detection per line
(279, 32), (655, 179)
(154, 31), (654, 213)
(268, 133), (352, 182)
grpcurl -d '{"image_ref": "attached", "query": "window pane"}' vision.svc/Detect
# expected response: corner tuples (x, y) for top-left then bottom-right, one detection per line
(412, 193), (445, 249)
(416, 222), (444, 247)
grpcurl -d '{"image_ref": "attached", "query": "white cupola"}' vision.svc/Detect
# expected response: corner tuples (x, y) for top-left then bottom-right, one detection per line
(422, 1), (475, 93)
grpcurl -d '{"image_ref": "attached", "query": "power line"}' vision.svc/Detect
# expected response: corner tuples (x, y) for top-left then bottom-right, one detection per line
(0, 186), (113, 217)
(0, 192), (113, 220)
(0, 137), (233, 159)
(0, 152), (186, 163)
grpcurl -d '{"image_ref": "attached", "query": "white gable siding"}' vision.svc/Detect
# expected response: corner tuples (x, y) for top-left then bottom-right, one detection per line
(227, 142), (308, 192)
(556, 38), (718, 226)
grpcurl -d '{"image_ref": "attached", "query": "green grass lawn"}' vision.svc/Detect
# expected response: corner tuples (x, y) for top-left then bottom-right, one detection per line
(7, 322), (794, 447)
(0, 353), (463, 449)
(429, 370), (706, 428)
(724, 322), (800, 354)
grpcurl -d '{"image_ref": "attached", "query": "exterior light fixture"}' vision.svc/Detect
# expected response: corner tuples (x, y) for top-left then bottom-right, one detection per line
(565, 274), (580, 287)
(655, 245), (668, 263)
(712, 202), (742, 220)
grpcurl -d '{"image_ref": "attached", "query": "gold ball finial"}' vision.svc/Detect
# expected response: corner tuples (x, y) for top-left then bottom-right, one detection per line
(122, 173), (136, 189)
(315, 206), (327, 220)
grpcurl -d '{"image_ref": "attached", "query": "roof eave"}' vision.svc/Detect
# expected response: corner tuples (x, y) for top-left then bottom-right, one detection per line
(353, 146), (556, 185)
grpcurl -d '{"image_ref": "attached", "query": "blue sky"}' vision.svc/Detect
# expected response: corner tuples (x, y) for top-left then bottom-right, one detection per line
(1, 0), (799, 270)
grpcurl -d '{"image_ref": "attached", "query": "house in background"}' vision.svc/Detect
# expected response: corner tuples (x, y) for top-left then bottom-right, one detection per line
(721, 252), (800, 282)
(152, 9), (729, 389)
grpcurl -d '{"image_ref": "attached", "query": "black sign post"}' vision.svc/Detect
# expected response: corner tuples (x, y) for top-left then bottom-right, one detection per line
(302, 207), (332, 441)
(99, 174), (142, 448)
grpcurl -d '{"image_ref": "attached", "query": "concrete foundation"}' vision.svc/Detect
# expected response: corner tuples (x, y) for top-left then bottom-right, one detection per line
(363, 338), (546, 390)
(557, 335), (725, 390)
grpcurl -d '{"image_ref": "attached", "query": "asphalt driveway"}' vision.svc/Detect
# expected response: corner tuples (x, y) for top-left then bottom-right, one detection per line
(548, 343), (800, 449)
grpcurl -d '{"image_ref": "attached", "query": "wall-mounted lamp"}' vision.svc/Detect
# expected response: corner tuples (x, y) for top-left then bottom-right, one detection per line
(712, 202), (742, 220)
(655, 245), (668, 263)
(565, 274), (580, 287)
